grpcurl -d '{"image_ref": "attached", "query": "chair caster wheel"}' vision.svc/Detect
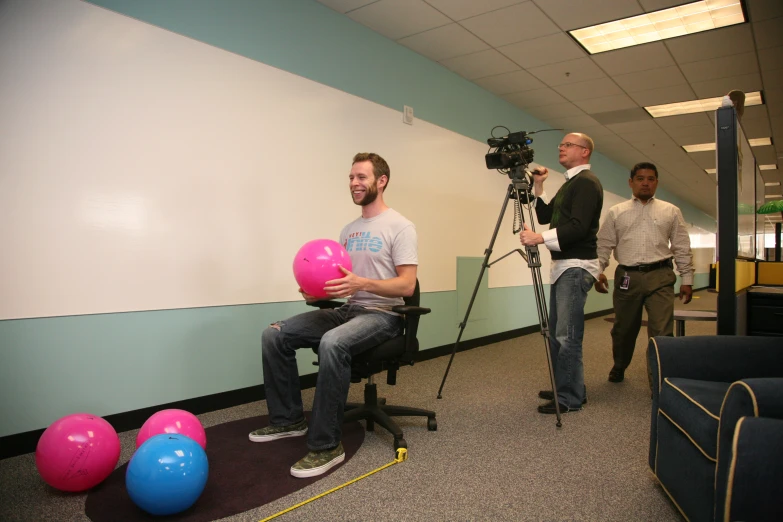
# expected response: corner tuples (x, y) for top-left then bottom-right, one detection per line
(394, 438), (407, 451)
(427, 417), (437, 431)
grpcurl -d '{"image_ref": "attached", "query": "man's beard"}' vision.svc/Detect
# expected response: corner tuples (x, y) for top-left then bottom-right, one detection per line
(354, 182), (379, 206)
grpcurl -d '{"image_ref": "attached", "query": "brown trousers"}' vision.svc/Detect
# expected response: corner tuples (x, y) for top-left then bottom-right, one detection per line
(611, 264), (676, 370)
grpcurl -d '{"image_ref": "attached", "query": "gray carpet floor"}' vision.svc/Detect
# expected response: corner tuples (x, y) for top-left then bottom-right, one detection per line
(0, 290), (718, 521)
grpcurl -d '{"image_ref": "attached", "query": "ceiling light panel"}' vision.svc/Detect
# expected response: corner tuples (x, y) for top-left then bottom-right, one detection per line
(569, 1), (746, 55)
(646, 91), (762, 118)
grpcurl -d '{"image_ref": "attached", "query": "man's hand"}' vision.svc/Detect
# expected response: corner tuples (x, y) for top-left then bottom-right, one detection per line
(519, 223), (544, 246)
(529, 167), (549, 197)
(299, 288), (320, 303)
(324, 266), (366, 299)
(595, 273), (609, 293)
(679, 285), (693, 304)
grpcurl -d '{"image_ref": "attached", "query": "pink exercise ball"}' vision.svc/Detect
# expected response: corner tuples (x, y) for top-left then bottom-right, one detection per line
(136, 409), (207, 450)
(293, 239), (352, 299)
(35, 413), (121, 492)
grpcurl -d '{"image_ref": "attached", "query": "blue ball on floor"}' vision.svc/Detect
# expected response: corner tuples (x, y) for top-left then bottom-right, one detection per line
(125, 433), (209, 516)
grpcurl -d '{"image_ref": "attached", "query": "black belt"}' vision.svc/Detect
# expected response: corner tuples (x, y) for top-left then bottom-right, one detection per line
(619, 259), (673, 272)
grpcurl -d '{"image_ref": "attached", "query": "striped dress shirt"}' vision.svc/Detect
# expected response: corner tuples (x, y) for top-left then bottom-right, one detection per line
(597, 196), (694, 285)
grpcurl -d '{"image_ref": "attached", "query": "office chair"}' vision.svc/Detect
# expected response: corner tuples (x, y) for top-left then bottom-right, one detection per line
(309, 279), (437, 451)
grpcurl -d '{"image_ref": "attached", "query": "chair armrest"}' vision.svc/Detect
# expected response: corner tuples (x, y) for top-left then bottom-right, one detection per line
(307, 300), (344, 310)
(392, 305), (431, 316)
(715, 416), (783, 522)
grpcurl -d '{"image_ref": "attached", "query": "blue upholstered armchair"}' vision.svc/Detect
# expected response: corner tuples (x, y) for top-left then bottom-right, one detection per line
(647, 335), (783, 522)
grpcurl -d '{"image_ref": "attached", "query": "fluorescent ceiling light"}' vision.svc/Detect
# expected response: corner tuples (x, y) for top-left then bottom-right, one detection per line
(570, 0), (746, 55)
(765, 182), (781, 187)
(705, 168), (716, 174)
(646, 91), (763, 118)
(684, 143), (716, 153)
(683, 136), (772, 153)
(765, 194), (782, 198)
(759, 164), (778, 170)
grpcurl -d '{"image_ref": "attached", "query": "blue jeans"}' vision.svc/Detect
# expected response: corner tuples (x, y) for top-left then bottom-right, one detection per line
(549, 268), (595, 408)
(261, 305), (402, 450)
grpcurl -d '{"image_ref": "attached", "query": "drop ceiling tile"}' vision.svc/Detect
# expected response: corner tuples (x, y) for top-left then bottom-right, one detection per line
(762, 68), (783, 88)
(347, 0), (452, 40)
(639, 0), (687, 11)
(528, 58), (606, 87)
(605, 119), (662, 134)
(754, 146), (779, 165)
(473, 70), (546, 95)
(316, 0), (377, 13)
(591, 42), (676, 76)
(545, 114), (603, 130)
(691, 73), (763, 99)
(629, 84), (698, 107)
(680, 52), (759, 83)
(688, 151), (717, 169)
(591, 108), (652, 126)
(747, 0), (783, 22)
(398, 23), (490, 61)
(578, 125), (620, 138)
(654, 113), (713, 130)
(665, 24), (755, 64)
(459, 2), (559, 48)
(612, 66), (688, 93)
(440, 49), (520, 80)
(502, 87), (568, 108)
(740, 114), (772, 138)
(424, 0), (525, 21)
(764, 87), (783, 117)
(524, 102), (585, 120)
(552, 78), (625, 102)
(665, 125), (716, 144)
(759, 46), (783, 72)
(574, 94), (639, 114)
(499, 33), (586, 69)
(533, 0), (643, 31)
(754, 17), (783, 50)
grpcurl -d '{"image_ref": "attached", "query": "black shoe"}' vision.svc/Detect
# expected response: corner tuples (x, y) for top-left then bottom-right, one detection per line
(608, 367), (625, 383)
(538, 400), (581, 414)
(538, 390), (588, 404)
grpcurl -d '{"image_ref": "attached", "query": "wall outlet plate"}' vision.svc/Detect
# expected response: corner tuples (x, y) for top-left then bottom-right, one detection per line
(403, 105), (414, 125)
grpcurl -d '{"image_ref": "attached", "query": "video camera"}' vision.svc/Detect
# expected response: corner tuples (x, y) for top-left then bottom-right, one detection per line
(485, 129), (535, 175)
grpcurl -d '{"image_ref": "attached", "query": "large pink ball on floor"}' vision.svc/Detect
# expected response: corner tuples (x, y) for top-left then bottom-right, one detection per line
(293, 239), (352, 299)
(35, 413), (121, 492)
(136, 409), (207, 450)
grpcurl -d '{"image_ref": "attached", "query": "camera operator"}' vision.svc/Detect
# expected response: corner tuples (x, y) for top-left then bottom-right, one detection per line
(519, 132), (603, 414)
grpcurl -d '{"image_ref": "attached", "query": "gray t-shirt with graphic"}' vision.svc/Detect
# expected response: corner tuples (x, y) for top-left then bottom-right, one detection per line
(339, 208), (418, 312)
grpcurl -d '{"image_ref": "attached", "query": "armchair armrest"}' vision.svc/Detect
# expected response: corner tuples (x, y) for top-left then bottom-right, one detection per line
(716, 415), (783, 522)
(392, 305), (431, 316)
(715, 377), (783, 521)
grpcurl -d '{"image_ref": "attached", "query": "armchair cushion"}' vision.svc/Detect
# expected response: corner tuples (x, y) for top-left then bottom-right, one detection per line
(659, 378), (731, 460)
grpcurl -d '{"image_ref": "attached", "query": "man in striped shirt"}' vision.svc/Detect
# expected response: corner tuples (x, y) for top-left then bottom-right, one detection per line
(595, 162), (694, 384)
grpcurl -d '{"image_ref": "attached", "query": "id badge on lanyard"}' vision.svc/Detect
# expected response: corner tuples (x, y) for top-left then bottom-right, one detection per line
(619, 272), (630, 290)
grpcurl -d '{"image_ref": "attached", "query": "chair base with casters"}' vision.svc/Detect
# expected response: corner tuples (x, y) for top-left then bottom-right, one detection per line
(344, 374), (437, 452)
(309, 279), (436, 452)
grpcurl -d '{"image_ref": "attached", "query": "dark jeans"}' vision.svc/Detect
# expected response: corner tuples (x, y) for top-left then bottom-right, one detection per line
(261, 305), (402, 450)
(549, 268), (595, 408)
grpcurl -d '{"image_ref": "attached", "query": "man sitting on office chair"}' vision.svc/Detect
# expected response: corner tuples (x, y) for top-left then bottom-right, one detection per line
(595, 162), (694, 384)
(249, 152), (418, 478)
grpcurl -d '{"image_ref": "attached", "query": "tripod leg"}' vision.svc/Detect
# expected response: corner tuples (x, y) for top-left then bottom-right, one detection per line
(437, 185), (515, 399)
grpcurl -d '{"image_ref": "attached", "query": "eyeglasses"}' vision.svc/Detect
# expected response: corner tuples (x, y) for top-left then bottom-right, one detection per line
(558, 142), (588, 150)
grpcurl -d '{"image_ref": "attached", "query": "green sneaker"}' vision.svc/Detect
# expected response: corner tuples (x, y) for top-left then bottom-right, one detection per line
(248, 418), (308, 442)
(290, 443), (345, 478)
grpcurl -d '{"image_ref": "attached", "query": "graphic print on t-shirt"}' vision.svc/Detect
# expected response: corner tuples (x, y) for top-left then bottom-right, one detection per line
(344, 231), (383, 253)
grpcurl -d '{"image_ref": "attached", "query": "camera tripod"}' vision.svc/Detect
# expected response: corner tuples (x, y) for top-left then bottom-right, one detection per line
(436, 166), (563, 426)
